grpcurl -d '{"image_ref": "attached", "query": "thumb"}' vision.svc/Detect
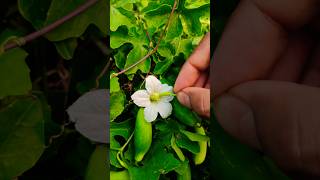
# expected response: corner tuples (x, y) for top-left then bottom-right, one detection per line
(214, 80), (320, 176)
(176, 87), (210, 117)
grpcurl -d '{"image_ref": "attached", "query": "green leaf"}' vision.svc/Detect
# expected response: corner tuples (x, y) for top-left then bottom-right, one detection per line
(157, 41), (174, 58)
(143, 3), (172, 30)
(0, 48), (31, 99)
(85, 145), (109, 180)
(153, 58), (173, 75)
(172, 38), (194, 57)
(44, 0), (108, 41)
(110, 91), (125, 121)
(165, 13), (183, 41)
(110, 120), (133, 150)
(128, 133), (181, 180)
(110, 4), (135, 32)
(110, 26), (151, 75)
(155, 38), (193, 75)
(175, 133), (200, 154)
(110, 76), (120, 93)
(153, 41), (175, 74)
(126, 43), (150, 74)
(19, 0), (109, 40)
(18, 0), (52, 29)
(114, 44), (132, 70)
(32, 91), (60, 145)
(143, 0), (209, 37)
(0, 96), (45, 180)
(111, 0), (137, 8)
(179, 4), (210, 36)
(184, 0), (210, 9)
(154, 119), (184, 134)
(54, 38), (78, 60)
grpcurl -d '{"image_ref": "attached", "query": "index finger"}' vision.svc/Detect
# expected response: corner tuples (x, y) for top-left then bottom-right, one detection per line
(174, 32), (211, 92)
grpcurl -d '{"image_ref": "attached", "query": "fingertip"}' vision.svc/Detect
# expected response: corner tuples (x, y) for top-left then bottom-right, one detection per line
(179, 87), (210, 117)
(176, 91), (191, 109)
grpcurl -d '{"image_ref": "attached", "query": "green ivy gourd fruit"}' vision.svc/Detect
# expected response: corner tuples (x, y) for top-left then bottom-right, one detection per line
(194, 126), (207, 165)
(172, 98), (202, 127)
(134, 108), (152, 162)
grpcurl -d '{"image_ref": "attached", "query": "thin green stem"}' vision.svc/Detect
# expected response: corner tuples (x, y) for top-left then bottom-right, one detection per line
(120, 131), (134, 152)
(160, 92), (175, 97)
(116, 131), (135, 169)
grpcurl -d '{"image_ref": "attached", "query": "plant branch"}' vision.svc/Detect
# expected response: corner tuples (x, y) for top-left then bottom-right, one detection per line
(4, 0), (99, 51)
(112, 0), (178, 77)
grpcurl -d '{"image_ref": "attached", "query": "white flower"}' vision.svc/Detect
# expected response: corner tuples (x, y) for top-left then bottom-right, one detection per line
(131, 75), (174, 122)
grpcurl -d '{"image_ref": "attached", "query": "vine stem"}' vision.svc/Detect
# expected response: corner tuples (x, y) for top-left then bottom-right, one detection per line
(111, 0), (178, 78)
(116, 131), (135, 169)
(4, 0), (99, 51)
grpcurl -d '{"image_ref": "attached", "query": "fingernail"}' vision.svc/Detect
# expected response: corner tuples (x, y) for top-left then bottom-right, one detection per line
(214, 94), (261, 149)
(177, 91), (191, 109)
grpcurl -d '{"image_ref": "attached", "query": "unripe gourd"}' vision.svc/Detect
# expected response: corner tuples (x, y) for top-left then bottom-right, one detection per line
(134, 108), (152, 162)
(194, 126), (207, 165)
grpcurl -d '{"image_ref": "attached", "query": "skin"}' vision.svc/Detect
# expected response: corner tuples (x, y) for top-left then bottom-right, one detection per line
(175, 0), (320, 177)
(174, 32), (211, 118)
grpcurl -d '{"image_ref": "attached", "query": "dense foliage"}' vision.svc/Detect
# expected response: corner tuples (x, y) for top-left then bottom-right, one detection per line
(0, 0), (108, 179)
(110, 0), (211, 179)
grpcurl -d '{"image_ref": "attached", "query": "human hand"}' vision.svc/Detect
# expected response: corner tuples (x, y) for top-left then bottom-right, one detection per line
(174, 32), (210, 118)
(212, 0), (320, 177)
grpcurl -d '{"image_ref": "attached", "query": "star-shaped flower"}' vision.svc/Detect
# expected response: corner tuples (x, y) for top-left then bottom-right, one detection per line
(131, 75), (174, 122)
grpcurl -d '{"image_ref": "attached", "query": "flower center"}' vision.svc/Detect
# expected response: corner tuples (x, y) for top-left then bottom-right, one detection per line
(150, 92), (174, 102)
(150, 92), (161, 102)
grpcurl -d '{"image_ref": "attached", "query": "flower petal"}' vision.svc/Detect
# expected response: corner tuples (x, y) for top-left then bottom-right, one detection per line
(160, 84), (174, 102)
(144, 104), (158, 122)
(161, 95), (174, 102)
(157, 101), (172, 119)
(146, 75), (162, 93)
(131, 90), (151, 107)
(160, 84), (173, 93)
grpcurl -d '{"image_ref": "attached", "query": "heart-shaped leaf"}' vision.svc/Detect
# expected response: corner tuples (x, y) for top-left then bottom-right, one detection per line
(0, 96), (45, 180)
(67, 89), (109, 143)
